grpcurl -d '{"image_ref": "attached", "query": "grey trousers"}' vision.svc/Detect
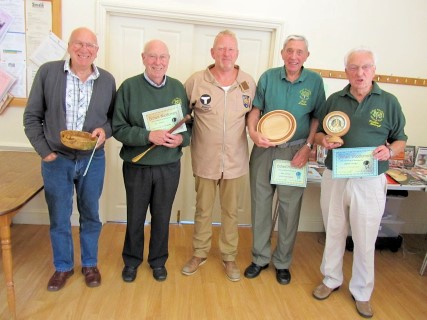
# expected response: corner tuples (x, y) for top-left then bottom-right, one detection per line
(249, 145), (305, 269)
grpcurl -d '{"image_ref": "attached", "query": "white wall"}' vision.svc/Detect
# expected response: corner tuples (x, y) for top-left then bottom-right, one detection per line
(2, 0), (427, 233)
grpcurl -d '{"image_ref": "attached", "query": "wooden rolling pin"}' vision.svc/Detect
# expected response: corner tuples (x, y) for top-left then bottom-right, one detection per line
(131, 114), (192, 163)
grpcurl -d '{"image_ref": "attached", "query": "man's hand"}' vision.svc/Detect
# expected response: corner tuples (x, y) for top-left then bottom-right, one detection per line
(91, 128), (106, 147)
(291, 144), (311, 168)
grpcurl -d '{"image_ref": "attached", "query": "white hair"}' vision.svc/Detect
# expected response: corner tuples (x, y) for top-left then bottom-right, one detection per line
(344, 46), (377, 67)
(283, 35), (309, 51)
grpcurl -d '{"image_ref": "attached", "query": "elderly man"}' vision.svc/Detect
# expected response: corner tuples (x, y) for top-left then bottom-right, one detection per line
(113, 40), (191, 282)
(244, 35), (325, 285)
(312, 47), (407, 318)
(24, 27), (116, 291)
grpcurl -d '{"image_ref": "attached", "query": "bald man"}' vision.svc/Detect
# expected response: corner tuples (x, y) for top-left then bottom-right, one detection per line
(24, 27), (116, 291)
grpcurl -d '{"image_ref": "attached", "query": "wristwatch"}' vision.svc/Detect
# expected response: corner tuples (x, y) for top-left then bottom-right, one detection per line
(305, 142), (313, 150)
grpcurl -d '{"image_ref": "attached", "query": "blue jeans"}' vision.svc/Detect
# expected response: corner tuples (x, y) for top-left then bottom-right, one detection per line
(41, 151), (105, 271)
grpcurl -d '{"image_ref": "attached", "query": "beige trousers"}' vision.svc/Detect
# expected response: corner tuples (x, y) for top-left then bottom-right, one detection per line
(192, 175), (244, 261)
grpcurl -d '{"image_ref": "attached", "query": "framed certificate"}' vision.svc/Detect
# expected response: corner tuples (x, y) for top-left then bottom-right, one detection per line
(332, 147), (378, 178)
(270, 159), (308, 187)
(142, 104), (187, 134)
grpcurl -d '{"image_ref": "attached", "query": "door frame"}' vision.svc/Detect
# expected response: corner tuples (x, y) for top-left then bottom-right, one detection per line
(96, 1), (285, 71)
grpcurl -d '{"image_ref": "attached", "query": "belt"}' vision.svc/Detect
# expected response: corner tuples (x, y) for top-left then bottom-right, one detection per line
(276, 139), (306, 148)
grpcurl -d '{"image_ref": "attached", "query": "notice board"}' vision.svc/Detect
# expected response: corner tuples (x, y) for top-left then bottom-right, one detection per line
(0, 0), (62, 108)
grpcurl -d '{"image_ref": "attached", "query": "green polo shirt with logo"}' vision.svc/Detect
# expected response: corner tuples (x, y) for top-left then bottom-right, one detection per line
(253, 66), (326, 141)
(319, 82), (407, 174)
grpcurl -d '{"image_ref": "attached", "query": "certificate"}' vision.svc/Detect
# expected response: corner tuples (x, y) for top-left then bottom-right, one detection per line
(332, 147), (378, 178)
(142, 104), (187, 134)
(270, 159), (308, 187)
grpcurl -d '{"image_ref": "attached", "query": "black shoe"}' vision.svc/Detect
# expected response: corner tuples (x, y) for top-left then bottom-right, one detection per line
(244, 263), (269, 279)
(122, 266), (137, 282)
(152, 266), (167, 282)
(276, 268), (291, 285)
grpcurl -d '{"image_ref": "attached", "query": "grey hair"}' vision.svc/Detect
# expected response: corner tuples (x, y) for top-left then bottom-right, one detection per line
(344, 47), (377, 67)
(283, 35), (309, 51)
(213, 30), (238, 48)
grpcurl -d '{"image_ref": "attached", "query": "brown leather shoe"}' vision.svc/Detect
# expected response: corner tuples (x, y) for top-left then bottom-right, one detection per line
(223, 261), (241, 282)
(182, 256), (207, 275)
(312, 283), (340, 300)
(82, 266), (101, 287)
(47, 270), (74, 291)
(355, 300), (373, 318)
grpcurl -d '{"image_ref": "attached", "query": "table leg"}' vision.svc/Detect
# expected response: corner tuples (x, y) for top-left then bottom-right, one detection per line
(0, 213), (17, 320)
(420, 251), (427, 276)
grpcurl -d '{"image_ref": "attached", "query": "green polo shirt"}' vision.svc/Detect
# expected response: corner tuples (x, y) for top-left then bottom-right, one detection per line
(253, 66), (326, 141)
(319, 82), (407, 174)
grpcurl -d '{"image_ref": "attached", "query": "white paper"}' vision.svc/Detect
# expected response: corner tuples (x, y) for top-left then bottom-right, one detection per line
(0, 8), (14, 43)
(142, 104), (187, 134)
(0, 31), (26, 97)
(25, 0), (52, 55)
(0, 0), (25, 33)
(30, 32), (67, 66)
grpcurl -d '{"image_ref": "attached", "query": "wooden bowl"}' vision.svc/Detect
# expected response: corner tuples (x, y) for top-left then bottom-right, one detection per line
(60, 130), (97, 150)
(257, 110), (297, 145)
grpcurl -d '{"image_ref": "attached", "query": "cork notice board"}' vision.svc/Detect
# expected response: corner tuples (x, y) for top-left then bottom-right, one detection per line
(1, 0), (62, 107)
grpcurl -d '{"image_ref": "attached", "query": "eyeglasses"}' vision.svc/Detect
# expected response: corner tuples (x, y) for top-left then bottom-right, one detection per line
(347, 64), (374, 73)
(71, 41), (99, 50)
(145, 54), (170, 62)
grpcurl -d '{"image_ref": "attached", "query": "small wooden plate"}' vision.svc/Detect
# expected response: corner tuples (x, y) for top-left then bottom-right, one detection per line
(60, 130), (97, 150)
(257, 110), (297, 145)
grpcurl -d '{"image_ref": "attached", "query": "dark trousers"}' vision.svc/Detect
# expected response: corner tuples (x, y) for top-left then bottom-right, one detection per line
(122, 160), (180, 268)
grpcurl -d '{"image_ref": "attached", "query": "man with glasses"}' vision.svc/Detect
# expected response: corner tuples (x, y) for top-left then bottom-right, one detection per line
(113, 40), (191, 283)
(24, 27), (116, 291)
(312, 47), (407, 318)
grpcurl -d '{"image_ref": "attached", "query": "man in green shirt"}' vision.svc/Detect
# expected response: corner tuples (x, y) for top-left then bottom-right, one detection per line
(245, 35), (325, 285)
(312, 47), (407, 318)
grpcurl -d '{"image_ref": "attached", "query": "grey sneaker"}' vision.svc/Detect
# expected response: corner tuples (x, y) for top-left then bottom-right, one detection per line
(182, 256), (207, 275)
(223, 261), (241, 282)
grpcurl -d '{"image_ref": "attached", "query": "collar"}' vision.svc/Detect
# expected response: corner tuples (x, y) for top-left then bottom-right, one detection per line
(340, 81), (382, 98)
(64, 59), (100, 80)
(205, 64), (242, 85)
(280, 66), (307, 83)
(143, 73), (167, 88)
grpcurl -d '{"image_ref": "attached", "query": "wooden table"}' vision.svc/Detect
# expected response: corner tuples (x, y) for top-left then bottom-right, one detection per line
(0, 151), (43, 319)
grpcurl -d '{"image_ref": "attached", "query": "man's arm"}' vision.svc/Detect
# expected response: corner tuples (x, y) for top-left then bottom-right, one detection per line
(247, 107), (275, 148)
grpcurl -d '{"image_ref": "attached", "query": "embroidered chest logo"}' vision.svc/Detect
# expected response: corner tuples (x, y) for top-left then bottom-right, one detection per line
(369, 108), (384, 128)
(242, 95), (251, 108)
(199, 94), (212, 111)
(299, 88), (311, 106)
(171, 98), (182, 106)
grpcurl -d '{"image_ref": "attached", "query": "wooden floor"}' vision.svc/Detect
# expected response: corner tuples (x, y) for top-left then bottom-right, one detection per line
(1, 223), (426, 320)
